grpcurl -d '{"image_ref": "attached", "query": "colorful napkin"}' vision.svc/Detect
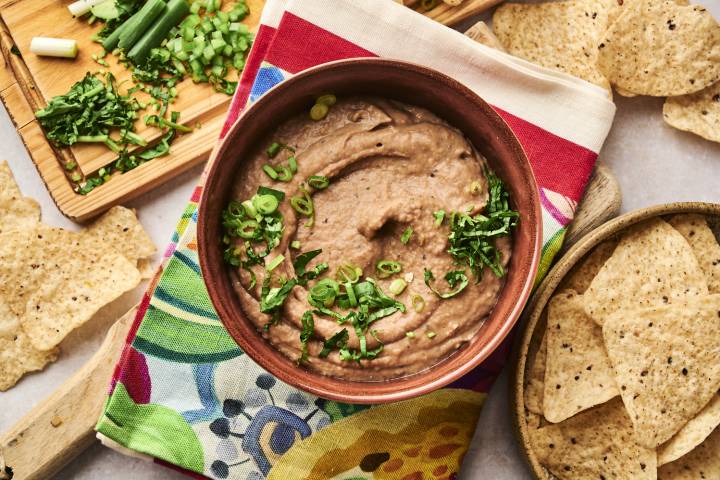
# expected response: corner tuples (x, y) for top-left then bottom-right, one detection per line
(96, 1), (615, 479)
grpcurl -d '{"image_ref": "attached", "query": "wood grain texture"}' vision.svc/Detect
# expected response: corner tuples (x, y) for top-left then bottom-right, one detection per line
(0, 0), (499, 221)
(0, 307), (137, 480)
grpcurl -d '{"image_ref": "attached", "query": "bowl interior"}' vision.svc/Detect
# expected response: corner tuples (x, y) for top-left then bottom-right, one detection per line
(198, 58), (541, 404)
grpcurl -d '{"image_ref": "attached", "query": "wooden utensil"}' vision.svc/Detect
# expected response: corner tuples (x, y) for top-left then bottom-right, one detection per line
(511, 202), (720, 479)
(0, 0), (500, 221)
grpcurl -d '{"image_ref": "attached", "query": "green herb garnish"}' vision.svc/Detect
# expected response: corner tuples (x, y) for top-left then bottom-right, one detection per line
(298, 310), (314, 364)
(433, 210), (445, 226)
(307, 175), (329, 190)
(260, 276), (297, 329)
(293, 249), (329, 285)
(423, 269), (469, 299)
(376, 260), (402, 279)
(319, 329), (349, 358)
(400, 226), (413, 244)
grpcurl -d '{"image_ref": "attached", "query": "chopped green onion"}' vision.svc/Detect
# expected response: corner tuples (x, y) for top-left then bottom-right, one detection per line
(345, 281), (357, 307)
(252, 194), (279, 215)
(290, 240), (301, 250)
(262, 164), (278, 180)
(64, 161), (77, 171)
(290, 185), (314, 227)
(30, 37), (78, 58)
(433, 210), (445, 226)
(389, 278), (407, 296)
(266, 254), (285, 272)
(316, 94), (337, 106)
(336, 263), (362, 283)
(376, 260), (402, 279)
(235, 219), (259, 239)
(276, 165), (293, 182)
(309, 103), (328, 121)
(288, 156), (297, 173)
(307, 175), (329, 190)
(400, 227), (413, 244)
(412, 294), (426, 312)
(241, 199), (257, 217)
(309, 278), (340, 308)
(406, 331), (416, 338)
(426, 331), (437, 339)
(68, 0), (109, 17)
(117, 0), (166, 51)
(266, 141), (282, 158)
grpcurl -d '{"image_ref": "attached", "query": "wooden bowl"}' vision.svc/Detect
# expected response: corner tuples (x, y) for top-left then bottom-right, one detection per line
(510, 202), (720, 478)
(197, 58), (542, 404)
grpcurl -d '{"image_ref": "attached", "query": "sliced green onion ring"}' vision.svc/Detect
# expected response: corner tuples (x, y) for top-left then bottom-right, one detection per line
(237, 219), (259, 239)
(310, 278), (340, 308)
(288, 156), (298, 173)
(290, 185), (315, 227)
(310, 103), (328, 121)
(307, 175), (329, 190)
(336, 263), (361, 283)
(252, 194), (279, 215)
(276, 165), (293, 182)
(389, 278), (407, 296)
(376, 260), (402, 278)
(316, 94), (337, 106)
(266, 141), (282, 158)
(241, 199), (257, 217)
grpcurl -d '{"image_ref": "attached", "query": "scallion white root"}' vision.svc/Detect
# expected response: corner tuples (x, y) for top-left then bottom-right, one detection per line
(67, 0), (109, 17)
(30, 37), (78, 59)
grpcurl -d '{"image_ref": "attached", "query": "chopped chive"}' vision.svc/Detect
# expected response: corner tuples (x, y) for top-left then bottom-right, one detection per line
(276, 165), (293, 182)
(411, 294), (425, 313)
(309, 103), (328, 121)
(252, 194), (279, 215)
(307, 175), (329, 190)
(266, 141), (282, 158)
(400, 227), (413, 244)
(316, 94), (336, 106)
(376, 260), (402, 279)
(266, 254), (285, 272)
(389, 278), (407, 296)
(263, 164), (278, 180)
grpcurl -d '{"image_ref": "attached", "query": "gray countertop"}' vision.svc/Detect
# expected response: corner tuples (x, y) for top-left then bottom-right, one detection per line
(2, 3), (720, 478)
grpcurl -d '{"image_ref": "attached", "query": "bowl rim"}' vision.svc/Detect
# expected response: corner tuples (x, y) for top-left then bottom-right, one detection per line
(509, 201), (720, 478)
(198, 57), (542, 404)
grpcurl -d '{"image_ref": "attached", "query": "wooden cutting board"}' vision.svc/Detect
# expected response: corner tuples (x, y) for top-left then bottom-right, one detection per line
(0, 0), (503, 221)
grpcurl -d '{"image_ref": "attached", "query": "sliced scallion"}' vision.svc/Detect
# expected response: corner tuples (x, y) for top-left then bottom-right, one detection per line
(30, 37), (78, 58)
(309, 103), (328, 121)
(252, 194), (279, 215)
(336, 263), (361, 283)
(262, 164), (278, 180)
(290, 240), (301, 250)
(389, 278), (407, 296)
(307, 175), (329, 190)
(266, 141), (282, 158)
(411, 294), (425, 312)
(276, 165), (293, 182)
(400, 227), (413, 244)
(236, 219), (259, 239)
(433, 210), (445, 226)
(266, 254), (285, 272)
(288, 156), (297, 173)
(376, 260), (402, 278)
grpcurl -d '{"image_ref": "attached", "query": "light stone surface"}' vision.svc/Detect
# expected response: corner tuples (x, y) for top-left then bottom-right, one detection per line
(2, 2), (720, 478)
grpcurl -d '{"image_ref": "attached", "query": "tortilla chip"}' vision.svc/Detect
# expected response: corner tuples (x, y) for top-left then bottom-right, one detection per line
(658, 425), (720, 479)
(464, 21), (506, 51)
(530, 397), (656, 480)
(83, 206), (156, 263)
(597, 1), (720, 96)
(0, 225), (141, 351)
(525, 328), (547, 415)
(543, 290), (618, 423)
(0, 160), (40, 233)
(563, 238), (618, 294)
(492, 0), (616, 90)
(668, 214), (720, 293)
(1, 297), (58, 391)
(136, 258), (155, 280)
(658, 391), (720, 466)
(663, 81), (720, 144)
(526, 410), (541, 430)
(602, 295), (720, 448)
(584, 218), (708, 326)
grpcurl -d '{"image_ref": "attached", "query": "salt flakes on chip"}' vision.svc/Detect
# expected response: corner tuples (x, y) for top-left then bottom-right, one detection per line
(492, 0), (617, 91)
(530, 397), (656, 480)
(658, 425), (720, 479)
(602, 295), (720, 448)
(663, 82), (720, 144)
(583, 218), (707, 326)
(597, 0), (720, 96)
(543, 290), (618, 423)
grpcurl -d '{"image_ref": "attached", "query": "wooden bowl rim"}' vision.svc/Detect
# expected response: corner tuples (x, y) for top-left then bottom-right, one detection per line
(510, 201), (720, 479)
(198, 57), (542, 404)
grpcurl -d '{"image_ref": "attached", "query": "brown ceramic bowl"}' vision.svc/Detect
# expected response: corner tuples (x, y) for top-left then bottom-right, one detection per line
(197, 58), (542, 404)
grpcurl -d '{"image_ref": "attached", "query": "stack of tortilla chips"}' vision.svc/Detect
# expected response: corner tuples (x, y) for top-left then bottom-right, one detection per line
(0, 161), (155, 391)
(492, 0), (720, 143)
(524, 214), (720, 479)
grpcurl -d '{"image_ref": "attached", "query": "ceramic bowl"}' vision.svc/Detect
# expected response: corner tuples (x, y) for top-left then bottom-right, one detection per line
(198, 58), (542, 404)
(510, 202), (720, 478)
